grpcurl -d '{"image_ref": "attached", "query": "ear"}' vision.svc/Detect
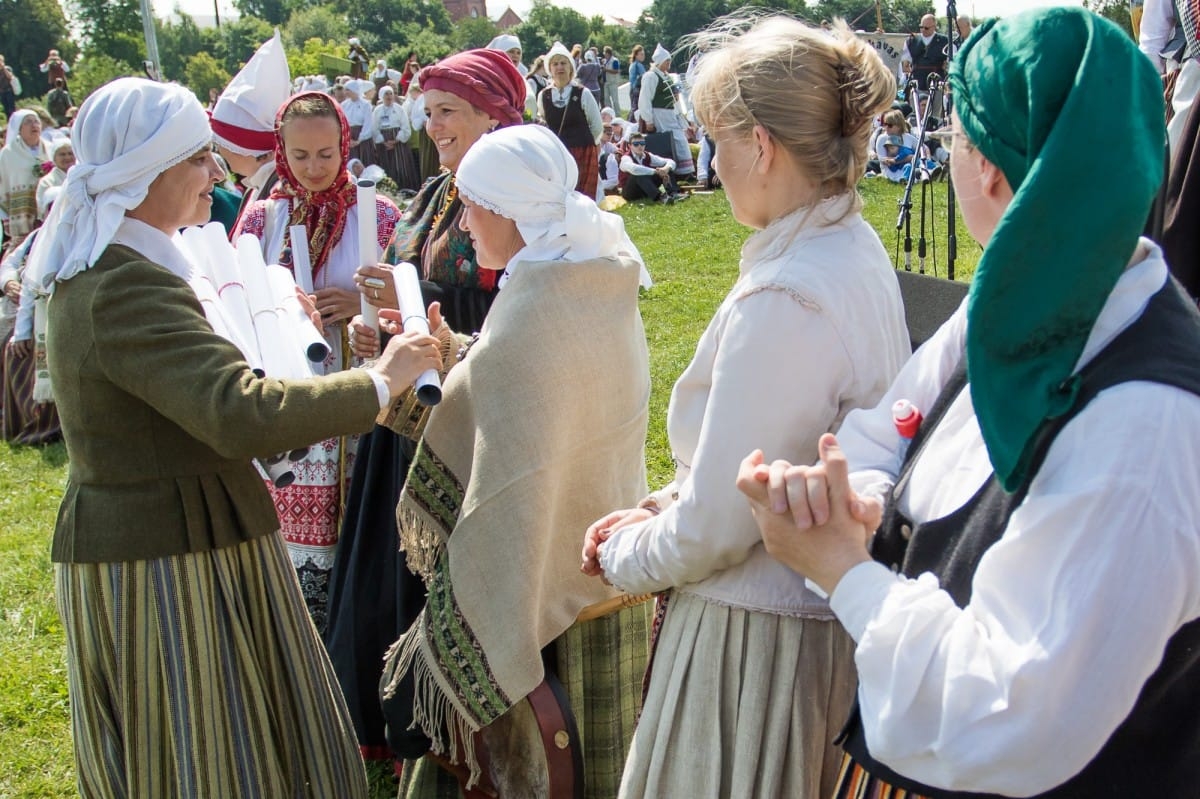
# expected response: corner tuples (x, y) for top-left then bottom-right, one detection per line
(752, 124), (774, 175)
(977, 155), (1014, 204)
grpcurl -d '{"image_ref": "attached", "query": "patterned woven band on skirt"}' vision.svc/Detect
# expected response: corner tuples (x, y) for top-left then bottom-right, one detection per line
(54, 532), (369, 798)
(832, 754), (932, 799)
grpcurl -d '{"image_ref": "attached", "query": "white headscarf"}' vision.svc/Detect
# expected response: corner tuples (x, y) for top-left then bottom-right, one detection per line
(3, 109), (44, 164)
(4, 110), (41, 153)
(27, 78), (212, 290)
(456, 125), (650, 288)
(488, 34), (522, 54)
(545, 42), (576, 82)
(652, 43), (671, 67)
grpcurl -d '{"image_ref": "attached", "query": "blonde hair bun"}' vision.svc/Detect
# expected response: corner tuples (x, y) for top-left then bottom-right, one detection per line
(688, 13), (897, 198)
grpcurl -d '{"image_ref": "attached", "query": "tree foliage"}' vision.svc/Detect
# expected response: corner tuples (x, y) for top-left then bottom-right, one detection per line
(71, 0), (144, 67)
(525, 0), (591, 48)
(508, 20), (551, 64)
(233, 0), (295, 27)
(285, 36), (345, 78)
(810, 0), (934, 32)
(70, 52), (139, 102)
(635, 0), (735, 52)
(451, 15), (499, 51)
(633, 0), (934, 52)
(184, 52), (232, 103)
(332, 0), (452, 57)
(283, 4), (349, 49)
(155, 12), (218, 83)
(401, 27), (454, 64)
(215, 15), (275, 74)
(1084, 0), (1134, 38)
(0, 0), (77, 89)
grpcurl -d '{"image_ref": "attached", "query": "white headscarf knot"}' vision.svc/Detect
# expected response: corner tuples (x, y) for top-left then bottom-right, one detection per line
(26, 78), (212, 291)
(456, 125), (649, 286)
(652, 43), (671, 66)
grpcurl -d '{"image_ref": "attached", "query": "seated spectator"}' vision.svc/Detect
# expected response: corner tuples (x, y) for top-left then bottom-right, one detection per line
(906, 91), (941, 132)
(602, 106), (635, 142)
(876, 109), (934, 182)
(598, 125), (620, 196)
(695, 125), (719, 189)
(619, 134), (689, 203)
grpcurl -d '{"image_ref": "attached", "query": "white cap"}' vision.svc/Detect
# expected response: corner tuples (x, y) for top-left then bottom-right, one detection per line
(210, 30), (290, 157)
(652, 43), (671, 66)
(488, 34), (522, 53)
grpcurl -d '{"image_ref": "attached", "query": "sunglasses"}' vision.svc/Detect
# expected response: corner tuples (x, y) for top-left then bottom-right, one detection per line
(630, 142), (646, 147)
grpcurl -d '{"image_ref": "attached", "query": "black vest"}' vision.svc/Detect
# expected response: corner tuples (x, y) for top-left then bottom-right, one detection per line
(907, 34), (949, 89)
(540, 86), (593, 149)
(840, 279), (1200, 798)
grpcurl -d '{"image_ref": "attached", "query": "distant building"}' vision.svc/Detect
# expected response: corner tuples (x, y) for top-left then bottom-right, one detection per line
(443, 0), (487, 21)
(495, 6), (522, 28)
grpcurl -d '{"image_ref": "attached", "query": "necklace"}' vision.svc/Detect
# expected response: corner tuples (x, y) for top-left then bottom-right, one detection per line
(431, 177), (458, 231)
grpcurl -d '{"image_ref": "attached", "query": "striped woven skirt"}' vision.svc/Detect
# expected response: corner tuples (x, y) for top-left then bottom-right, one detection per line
(832, 755), (932, 799)
(55, 532), (368, 799)
(1, 341), (59, 445)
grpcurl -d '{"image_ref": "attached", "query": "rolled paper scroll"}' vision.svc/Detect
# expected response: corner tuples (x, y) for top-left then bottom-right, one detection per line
(393, 261), (442, 406)
(182, 223), (263, 376)
(265, 264), (332, 364)
(236, 235), (313, 379)
(357, 179), (380, 333)
(203, 225), (264, 375)
(289, 225), (315, 295)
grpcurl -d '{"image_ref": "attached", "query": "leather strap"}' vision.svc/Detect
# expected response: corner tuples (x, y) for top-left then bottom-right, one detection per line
(526, 677), (583, 799)
(428, 677), (582, 798)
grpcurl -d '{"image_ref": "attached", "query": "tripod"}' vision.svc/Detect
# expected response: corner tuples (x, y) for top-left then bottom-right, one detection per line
(895, 77), (943, 275)
(944, 1), (960, 280)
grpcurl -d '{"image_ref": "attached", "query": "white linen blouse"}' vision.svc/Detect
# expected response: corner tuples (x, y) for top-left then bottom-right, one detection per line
(599, 195), (910, 617)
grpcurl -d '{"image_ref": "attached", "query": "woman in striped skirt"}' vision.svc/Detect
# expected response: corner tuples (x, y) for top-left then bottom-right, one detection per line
(31, 77), (442, 799)
(373, 86), (420, 191)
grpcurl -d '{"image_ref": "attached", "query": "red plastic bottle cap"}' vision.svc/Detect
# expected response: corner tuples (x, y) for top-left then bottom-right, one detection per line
(892, 399), (923, 439)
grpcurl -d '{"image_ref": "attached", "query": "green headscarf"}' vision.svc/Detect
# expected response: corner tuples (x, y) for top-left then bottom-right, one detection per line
(949, 7), (1165, 491)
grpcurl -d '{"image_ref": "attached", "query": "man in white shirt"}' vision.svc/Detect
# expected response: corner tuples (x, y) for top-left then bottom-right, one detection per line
(618, 134), (688, 203)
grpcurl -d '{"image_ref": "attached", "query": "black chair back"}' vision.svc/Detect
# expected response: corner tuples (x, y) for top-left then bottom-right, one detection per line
(895, 270), (968, 350)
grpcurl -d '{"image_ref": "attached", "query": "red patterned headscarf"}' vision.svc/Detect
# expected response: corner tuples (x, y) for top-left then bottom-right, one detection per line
(269, 91), (357, 278)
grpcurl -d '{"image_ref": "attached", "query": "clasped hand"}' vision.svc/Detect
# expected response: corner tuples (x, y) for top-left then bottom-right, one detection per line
(349, 301), (444, 359)
(736, 433), (880, 596)
(580, 506), (657, 581)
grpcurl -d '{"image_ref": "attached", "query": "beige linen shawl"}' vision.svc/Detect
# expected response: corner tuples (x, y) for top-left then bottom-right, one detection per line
(382, 253), (649, 783)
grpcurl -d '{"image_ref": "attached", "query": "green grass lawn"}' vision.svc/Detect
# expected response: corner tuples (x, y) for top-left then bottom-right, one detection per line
(0, 178), (979, 796)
